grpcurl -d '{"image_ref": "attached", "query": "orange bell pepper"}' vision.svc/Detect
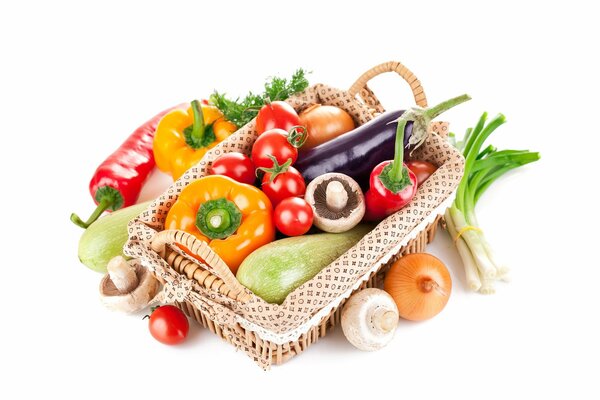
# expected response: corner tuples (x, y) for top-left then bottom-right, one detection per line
(165, 175), (275, 273)
(153, 100), (237, 180)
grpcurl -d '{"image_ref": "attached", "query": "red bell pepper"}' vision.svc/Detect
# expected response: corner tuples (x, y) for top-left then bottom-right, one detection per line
(71, 103), (186, 228)
(364, 94), (471, 221)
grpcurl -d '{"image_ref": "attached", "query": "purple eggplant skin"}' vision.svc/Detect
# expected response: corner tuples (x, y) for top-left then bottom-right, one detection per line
(295, 110), (413, 191)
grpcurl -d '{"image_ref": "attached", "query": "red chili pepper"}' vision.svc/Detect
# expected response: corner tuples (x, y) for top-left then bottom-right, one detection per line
(71, 103), (186, 228)
(364, 94), (471, 221)
(364, 160), (417, 221)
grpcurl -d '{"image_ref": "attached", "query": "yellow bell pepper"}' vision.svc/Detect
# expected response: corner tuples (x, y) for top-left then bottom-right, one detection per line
(153, 100), (237, 180)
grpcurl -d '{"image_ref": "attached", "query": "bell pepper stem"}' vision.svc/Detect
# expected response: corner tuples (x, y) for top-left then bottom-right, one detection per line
(190, 99), (206, 144)
(205, 208), (232, 233)
(196, 198), (242, 240)
(389, 118), (407, 182)
(425, 94), (472, 120)
(70, 197), (113, 229)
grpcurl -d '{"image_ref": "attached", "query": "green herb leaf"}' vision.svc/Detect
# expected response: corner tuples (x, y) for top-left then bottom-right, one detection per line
(211, 69), (310, 128)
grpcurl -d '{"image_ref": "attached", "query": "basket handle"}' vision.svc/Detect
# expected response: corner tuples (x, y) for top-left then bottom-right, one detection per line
(151, 230), (251, 303)
(348, 61), (428, 109)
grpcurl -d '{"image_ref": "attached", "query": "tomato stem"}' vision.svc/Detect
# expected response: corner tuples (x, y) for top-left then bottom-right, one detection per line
(257, 156), (292, 183)
(287, 125), (308, 148)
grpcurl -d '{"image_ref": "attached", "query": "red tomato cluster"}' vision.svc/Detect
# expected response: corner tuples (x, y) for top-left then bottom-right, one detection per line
(209, 101), (313, 237)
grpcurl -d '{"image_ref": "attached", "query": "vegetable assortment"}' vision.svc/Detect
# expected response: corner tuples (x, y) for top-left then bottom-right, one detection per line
(72, 65), (540, 358)
(294, 110), (408, 191)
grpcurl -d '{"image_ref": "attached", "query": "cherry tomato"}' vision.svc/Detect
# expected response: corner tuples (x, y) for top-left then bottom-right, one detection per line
(147, 305), (189, 345)
(261, 165), (306, 207)
(251, 127), (306, 169)
(209, 152), (255, 185)
(255, 101), (300, 135)
(406, 160), (437, 186)
(274, 197), (313, 236)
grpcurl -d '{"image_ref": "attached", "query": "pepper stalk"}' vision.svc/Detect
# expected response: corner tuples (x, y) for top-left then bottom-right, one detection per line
(183, 100), (215, 149)
(380, 94), (472, 193)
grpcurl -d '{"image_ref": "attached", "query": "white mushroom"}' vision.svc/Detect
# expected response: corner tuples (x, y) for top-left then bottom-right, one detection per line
(341, 288), (399, 351)
(305, 173), (365, 233)
(99, 256), (159, 313)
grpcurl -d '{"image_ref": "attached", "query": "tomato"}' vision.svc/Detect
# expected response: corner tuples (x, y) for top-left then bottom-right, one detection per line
(406, 160), (437, 186)
(261, 165), (306, 207)
(209, 152), (255, 185)
(147, 305), (189, 345)
(251, 128), (306, 169)
(274, 197), (313, 236)
(255, 101), (300, 135)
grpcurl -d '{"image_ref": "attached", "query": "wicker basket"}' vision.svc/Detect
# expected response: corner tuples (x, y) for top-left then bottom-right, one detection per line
(125, 61), (465, 369)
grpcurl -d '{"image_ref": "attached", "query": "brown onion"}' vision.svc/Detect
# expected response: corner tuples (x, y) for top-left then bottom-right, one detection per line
(299, 104), (355, 151)
(384, 253), (452, 321)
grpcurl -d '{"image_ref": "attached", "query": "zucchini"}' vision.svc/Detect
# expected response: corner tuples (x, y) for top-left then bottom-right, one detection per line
(77, 201), (150, 273)
(236, 225), (372, 304)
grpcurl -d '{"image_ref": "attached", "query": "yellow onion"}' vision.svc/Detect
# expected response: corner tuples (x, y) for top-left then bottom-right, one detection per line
(384, 253), (452, 321)
(299, 104), (355, 151)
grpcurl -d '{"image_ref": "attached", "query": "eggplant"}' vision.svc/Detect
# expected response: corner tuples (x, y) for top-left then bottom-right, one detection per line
(295, 110), (413, 191)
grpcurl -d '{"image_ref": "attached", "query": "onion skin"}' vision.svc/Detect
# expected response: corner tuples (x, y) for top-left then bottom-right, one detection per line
(384, 253), (452, 321)
(299, 104), (356, 151)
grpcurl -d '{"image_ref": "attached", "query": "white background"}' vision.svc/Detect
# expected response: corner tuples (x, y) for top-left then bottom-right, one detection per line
(1, 1), (598, 399)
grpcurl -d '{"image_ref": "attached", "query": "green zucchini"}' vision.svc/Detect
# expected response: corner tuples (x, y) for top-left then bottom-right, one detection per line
(236, 225), (372, 304)
(77, 201), (150, 273)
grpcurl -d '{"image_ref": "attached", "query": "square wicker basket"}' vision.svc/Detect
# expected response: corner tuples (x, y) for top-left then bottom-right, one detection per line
(124, 61), (465, 369)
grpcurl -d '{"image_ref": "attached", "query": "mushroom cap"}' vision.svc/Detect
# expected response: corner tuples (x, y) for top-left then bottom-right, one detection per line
(99, 262), (159, 313)
(305, 173), (365, 233)
(341, 288), (399, 351)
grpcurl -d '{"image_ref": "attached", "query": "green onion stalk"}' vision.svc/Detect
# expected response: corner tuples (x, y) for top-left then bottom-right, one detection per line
(446, 113), (540, 294)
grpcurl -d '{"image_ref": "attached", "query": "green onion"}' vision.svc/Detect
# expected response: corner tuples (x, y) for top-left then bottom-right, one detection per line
(445, 113), (540, 294)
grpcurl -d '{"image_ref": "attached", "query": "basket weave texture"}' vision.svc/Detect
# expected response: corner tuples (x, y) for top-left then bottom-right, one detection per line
(124, 61), (464, 369)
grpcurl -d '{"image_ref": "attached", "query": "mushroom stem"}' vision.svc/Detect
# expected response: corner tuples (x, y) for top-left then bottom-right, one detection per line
(107, 256), (139, 293)
(325, 181), (349, 212)
(372, 308), (398, 333)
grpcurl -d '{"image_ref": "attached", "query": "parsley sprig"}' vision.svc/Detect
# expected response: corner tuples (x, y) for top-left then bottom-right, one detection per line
(210, 69), (309, 128)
